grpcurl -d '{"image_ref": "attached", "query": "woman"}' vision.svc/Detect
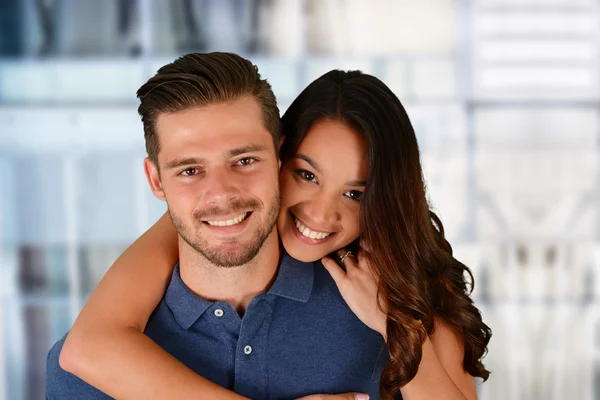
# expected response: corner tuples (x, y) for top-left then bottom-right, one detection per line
(60, 69), (491, 400)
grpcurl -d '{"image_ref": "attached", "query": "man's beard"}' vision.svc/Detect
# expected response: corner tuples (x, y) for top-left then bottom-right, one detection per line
(169, 189), (280, 268)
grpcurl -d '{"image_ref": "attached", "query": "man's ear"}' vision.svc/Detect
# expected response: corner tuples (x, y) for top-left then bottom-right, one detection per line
(144, 157), (166, 201)
(278, 136), (286, 170)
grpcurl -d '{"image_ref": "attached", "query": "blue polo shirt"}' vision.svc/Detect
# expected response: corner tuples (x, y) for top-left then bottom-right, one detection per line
(46, 252), (387, 399)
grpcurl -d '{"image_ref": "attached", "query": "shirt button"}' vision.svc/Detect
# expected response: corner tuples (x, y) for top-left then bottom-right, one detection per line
(244, 345), (252, 355)
(214, 309), (224, 317)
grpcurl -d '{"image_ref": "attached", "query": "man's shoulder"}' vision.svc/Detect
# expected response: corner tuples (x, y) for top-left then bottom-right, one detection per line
(46, 334), (112, 400)
(308, 261), (385, 339)
(310, 260), (351, 304)
(288, 262), (377, 328)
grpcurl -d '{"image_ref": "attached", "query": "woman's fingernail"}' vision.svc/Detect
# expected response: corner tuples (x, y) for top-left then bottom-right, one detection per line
(354, 394), (369, 400)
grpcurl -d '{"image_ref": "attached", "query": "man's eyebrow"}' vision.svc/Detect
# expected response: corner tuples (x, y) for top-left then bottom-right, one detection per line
(163, 157), (204, 170)
(293, 154), (322, 173)
(163, 145), (269, 169)
(228, 144), (270, 157)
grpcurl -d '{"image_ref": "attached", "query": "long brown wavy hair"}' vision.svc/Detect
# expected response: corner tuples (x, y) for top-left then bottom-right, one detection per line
(280, 70), (491, 399)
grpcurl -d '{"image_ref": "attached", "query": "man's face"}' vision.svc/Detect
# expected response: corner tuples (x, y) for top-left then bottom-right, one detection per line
(145, 96), (280, 267)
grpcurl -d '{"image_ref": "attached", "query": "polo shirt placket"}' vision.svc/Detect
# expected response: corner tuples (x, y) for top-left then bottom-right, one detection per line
(233, 296), (273, 398)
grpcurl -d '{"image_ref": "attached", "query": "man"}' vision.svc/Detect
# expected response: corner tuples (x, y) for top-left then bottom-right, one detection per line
(46, 52), (385, 399)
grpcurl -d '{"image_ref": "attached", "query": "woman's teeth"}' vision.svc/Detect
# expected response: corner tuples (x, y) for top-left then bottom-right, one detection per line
(206, 212), (249, 227)
(294, 218), (331, 240)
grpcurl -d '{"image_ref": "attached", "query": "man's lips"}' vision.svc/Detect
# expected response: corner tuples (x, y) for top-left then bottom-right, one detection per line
(201, 211), (251, 227)
(199, 211), (254, 235)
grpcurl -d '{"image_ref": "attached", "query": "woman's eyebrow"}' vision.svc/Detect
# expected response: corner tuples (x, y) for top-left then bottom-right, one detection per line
(294, 154), (322, 173)
(295, 154), (366, 186)
(346, 180), (366, 187)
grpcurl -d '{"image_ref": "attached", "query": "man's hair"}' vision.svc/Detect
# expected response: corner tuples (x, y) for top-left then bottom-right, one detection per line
(137, 52), (280, 166)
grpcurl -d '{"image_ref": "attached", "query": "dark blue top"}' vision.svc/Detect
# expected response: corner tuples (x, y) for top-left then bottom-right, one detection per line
(46, 252), (387, 399)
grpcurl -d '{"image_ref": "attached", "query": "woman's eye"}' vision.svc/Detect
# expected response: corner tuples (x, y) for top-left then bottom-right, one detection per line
(180, 168), (199, 177)
(344, 190), (363, 201)
(237, 157), (256, 166)
(297, 169), (317, 183)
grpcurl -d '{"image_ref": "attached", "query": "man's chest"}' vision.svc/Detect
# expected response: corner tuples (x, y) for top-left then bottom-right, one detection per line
(146, 296), (386, 400)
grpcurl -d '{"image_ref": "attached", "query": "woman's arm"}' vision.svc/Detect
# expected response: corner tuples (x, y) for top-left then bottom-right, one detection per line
(322, 250), (477, 400)
(60, 214), (370, 400)
(59, 212), (247, 400)
(399, 319), (476, 400)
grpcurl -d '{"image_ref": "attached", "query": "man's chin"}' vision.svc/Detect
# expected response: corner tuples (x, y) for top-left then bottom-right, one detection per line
(202, 253), (259, 268)
(197, 242), (262, 268)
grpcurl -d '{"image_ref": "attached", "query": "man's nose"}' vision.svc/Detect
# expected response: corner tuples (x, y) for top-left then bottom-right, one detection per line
(202, 167), (241, 206)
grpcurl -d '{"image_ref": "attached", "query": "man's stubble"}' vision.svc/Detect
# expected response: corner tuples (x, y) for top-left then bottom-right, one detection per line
(169, 188), (280, 268)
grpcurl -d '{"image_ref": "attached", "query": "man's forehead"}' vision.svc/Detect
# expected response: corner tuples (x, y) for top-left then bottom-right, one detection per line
(156, 101), (264, 133)
(156, 127), (275, 169)
(156, 103), (272, 149)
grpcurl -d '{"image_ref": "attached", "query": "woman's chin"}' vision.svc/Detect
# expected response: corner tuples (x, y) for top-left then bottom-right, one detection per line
(287, 251), (322, 263)
(280, 235), (328, 262)
(284, 245), (326, 262)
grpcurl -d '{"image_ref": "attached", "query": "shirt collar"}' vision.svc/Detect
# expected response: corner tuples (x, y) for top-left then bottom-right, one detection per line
(165, 263), (212, 330)
(267, 251), (314, 303)
(165, 252), (315, 330)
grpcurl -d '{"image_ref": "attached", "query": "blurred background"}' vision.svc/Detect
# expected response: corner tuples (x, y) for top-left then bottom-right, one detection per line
(0, 0), (596, 399)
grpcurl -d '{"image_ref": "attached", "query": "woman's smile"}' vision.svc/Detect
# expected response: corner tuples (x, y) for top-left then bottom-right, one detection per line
(277, 118), (367, 262)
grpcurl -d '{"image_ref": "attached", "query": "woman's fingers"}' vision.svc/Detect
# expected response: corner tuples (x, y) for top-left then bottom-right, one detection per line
(324, 249), (387, 336)
(337, 249), (357, 270)
(296, 393), (369, 400)
(355, 248), (377, 275)
(321, 256), (347, 286)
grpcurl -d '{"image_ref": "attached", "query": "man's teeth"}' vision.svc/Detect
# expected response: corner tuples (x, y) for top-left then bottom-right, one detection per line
(206, 212), (248, 227)
(294, 218), (331, 240)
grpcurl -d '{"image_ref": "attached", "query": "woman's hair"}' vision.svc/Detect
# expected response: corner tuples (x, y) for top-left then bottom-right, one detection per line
(280, 70), (491, 399)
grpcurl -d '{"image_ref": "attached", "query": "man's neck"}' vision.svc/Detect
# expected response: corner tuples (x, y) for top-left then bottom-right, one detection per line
(178, 232), (281, 315)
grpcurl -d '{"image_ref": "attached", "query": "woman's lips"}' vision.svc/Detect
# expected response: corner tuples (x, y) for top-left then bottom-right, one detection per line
(289, 212), (336, 245)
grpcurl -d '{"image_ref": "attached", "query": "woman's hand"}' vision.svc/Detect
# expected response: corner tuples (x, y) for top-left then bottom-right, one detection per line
(298, 394), (369, 400)
(323, 246), (477, 400)
(321, 245), (387, 339)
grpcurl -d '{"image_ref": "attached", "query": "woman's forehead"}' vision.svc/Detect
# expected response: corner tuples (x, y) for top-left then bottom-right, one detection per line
(295, 119), (368, 179)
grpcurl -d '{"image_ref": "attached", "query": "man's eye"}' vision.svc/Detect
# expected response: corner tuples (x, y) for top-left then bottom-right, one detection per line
(237, 157), (256, 166)
(344, 190), (363, 201)
(180, 168), (199, 176)
(296, 169), (317, 183)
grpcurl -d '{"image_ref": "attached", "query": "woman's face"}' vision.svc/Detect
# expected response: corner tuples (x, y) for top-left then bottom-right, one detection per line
(277, 119), (368, 262)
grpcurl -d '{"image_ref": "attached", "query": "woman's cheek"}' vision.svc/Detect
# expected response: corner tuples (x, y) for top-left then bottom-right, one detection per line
(278, 169), (298, 207)
(343, 209), (361, 244)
